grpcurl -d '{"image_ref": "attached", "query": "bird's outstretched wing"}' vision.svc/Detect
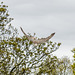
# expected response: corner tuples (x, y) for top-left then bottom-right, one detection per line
(31, 33), (55, 44)
(20, 27), (36, 41)
(20, 27), (55, 44)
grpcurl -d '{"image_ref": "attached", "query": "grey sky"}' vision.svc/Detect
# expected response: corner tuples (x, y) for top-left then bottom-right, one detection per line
(1, 0), (75, 59)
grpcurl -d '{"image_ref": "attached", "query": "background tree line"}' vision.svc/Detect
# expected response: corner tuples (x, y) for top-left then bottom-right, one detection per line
(0, 2), (75, 75)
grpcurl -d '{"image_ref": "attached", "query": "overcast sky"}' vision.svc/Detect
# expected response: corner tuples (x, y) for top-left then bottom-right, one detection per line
(1, 0), (75, 59)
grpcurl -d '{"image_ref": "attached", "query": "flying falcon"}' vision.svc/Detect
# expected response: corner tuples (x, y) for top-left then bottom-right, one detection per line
(20, 27), (55, 44)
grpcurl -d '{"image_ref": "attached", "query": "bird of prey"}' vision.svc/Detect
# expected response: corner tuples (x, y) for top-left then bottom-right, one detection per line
(20, 27), (55, 44)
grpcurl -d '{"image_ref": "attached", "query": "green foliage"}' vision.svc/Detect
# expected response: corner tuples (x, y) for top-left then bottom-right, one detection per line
(36, 56), (72, 75)
(36, 55), (59, 75)
(0, 2), (18, 75)
(58, 57), (72, 75)
(71, 48), (75, 75)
